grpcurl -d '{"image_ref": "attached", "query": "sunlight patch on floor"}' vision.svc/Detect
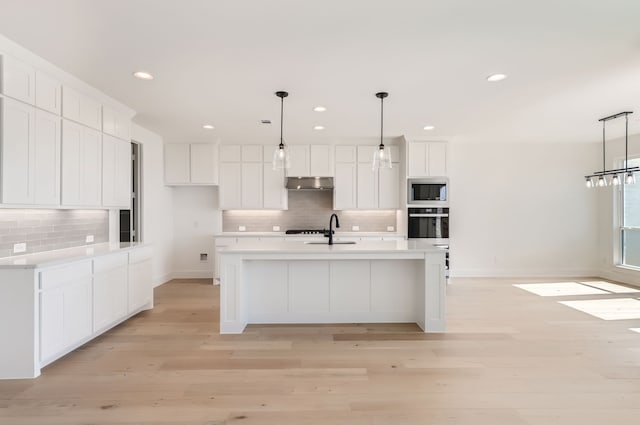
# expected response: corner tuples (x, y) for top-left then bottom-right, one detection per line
(559, 298), (640, 320)
(513, 282), (609, 297)
(630, 328), (640, 334)
(578, 281), (640, 294)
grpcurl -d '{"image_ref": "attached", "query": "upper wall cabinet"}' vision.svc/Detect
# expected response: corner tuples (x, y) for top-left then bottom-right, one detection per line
(164, 143), (218, 185)
(286, 145), (333, 177)
(0, 54), (36, 105)
(61, 120), (102, 207)
(102, 134), (131, 209)
(35, 71), (62, 115)
(62, 86), (102, 130)
(102, 105), (131, 141)
(407, 141), (447, 177)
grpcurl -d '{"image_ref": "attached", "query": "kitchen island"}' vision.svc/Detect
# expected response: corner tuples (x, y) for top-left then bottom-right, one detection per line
(217, 240), (446, 334)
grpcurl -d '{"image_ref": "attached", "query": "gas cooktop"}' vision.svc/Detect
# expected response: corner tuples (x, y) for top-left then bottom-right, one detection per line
(285, 229), (328, 235)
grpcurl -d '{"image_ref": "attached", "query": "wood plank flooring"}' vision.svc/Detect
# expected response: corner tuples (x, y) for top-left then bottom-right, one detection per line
(2, 277), (640, 424)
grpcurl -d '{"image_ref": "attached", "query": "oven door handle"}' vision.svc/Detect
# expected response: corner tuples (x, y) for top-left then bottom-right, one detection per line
(409, 214), (448, 218)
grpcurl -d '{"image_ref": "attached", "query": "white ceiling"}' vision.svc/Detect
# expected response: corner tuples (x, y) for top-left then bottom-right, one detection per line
(1, 0), (640, 144)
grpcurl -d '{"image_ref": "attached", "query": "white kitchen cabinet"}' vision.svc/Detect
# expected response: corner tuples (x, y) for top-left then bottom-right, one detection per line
(62, 86), (102, 130)
(335, 145), (357, 163)
(378, 165), (401, 209)
(34, 109), (61, 205)
(357, 163), (378, 209)
(220, 145), (241, 162)
(164, 143), (218, 185)
(408, 141), (447, 177)
(241, 162), (263, 208)
(0, 54), (35, 105)
(1, 97), (35, 204)
(263, 161), (287, 210)
(242, 145), (263, 162)
(102, 105), (131, 141)
(286, 145), (333, 177)
(1, 99), (62, 206)
(61, 120), (102, 207)
(39, 261), (93, 364)
(219, 162), (242, 209)
(286, 145), (309, 176)
(102, 134), (131, 208)
(190, 144), (218, 184)
(334, 162), (357, 210)
(35, 71), (62, 115)
(128, 247), (153, 313)
(93, 253), (128, 333)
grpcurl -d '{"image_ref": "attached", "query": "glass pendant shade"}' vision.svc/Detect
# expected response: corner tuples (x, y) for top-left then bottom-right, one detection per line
(625, 172), (636, 185)
(372, 145), (392, 170)
(597, 175), (607, 187)
(586, 177), (594, 188)
(611, 174), (621, 186)
(272, 143), (291, 170)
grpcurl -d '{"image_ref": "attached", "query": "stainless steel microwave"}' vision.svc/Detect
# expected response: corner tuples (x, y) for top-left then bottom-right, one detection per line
(407, 178), (448, 206)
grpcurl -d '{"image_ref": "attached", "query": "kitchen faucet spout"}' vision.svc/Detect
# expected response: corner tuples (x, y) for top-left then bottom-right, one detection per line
(328, 213), (340, 245)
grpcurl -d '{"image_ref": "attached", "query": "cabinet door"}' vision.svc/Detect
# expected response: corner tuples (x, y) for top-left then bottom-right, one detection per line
(40, 288), (64, 362)
(334, 162), (356, 210)
(80, 96), (102, 130)
(1, 98), (35, 204)
(102, 105), (117, 137)
(220, 145), (241, 162)
(1, 55), (35, 104)
(61, 120), (83, 205)
(61, 86), (81, 123)
(310, 145), (332, 176)
(408, 142), (428, 177)
(241, 145), (263, 162)
(428, 142), (447, 176)
(63, 278), (93, 346)
(378, 165), (400, 209)
(129, 259), (152, 313)
(335, 145), (356, 163)
(34, 110), (61, 205)
(263, 165), (287, 209)
(164, 144), (190, 184)
(357, 145), (377, 163)
(81, 128), (102, 206)
(357, 163), (378, 209)
(218, 162), (242, 209)
(190, 144), (217, 184)
(93, 254), (128, 331)
(35, 71), (62, 115)
(114, 138), (131, 207)
(241, 162), (263, 208)
(287, 145), (310, 176)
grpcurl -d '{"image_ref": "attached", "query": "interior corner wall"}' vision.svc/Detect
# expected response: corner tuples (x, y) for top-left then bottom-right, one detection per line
(596, 134), (640, 285)
(448, 141), (600, 278)
(132, 124), (175, 287)
(171, 186), (218, 278)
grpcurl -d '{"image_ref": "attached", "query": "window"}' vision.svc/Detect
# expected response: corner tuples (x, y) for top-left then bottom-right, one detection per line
(621, 157), (640, 267)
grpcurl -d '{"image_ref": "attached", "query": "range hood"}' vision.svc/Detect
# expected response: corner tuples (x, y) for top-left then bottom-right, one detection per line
(286, 177), (334, 190)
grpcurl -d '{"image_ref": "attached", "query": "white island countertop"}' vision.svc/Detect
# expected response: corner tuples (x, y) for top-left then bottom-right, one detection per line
(0, 242), (148, 269)
(218, 239), (442, 255)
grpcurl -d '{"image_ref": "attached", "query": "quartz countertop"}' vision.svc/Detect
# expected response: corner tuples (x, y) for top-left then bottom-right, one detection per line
(0, 242), (149, 269)
(214, 232), (404, 238)
(218, 239), (442, 255)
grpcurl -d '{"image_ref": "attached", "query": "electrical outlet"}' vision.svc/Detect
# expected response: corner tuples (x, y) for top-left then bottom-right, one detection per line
(387, 226), (395, 232)
(352, 225), (359, 231)
(85, 235), (94, 243)
(238, 226), (246, 232)
(272, 225), (280, 232)
(200, 253), (208, 262)
(13, 243), (26, 254)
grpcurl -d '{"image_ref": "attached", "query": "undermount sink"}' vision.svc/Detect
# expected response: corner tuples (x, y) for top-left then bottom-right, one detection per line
(304, 241), (357, 245)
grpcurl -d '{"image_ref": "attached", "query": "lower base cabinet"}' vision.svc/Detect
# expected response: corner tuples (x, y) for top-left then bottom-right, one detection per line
(128, 247), (153, 312)
(93, 253), (129, 333)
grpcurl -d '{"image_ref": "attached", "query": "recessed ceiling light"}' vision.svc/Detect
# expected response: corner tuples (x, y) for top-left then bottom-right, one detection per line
(133, 71), (154, 80)
(487, 73), (507, 82)
(423, 125), (435, 131)
(313, 125), (325, 130)
(202, 124), (215, 130)
(313, 106), (327, 112)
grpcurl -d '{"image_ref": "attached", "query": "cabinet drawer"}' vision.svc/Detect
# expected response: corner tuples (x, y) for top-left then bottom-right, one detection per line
(129, 246), (153, 264)
(40, 261), (92, 290)
(93, 252), (129, 274)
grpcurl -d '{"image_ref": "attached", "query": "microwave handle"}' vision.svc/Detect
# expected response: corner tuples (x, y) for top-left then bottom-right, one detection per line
(409, 213), (448, 218)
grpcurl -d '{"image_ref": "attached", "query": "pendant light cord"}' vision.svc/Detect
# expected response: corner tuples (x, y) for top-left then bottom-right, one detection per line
(380, 95), (384, 148)
(280, 95), (284, 147)
(625, 114), (629, 172)
(602, 120), (606, 173)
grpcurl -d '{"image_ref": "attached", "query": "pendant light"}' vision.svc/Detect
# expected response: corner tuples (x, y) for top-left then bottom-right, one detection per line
(585, 111), (638, 188)
(372, 91), (392, 170)
(272, 91), (291, 170)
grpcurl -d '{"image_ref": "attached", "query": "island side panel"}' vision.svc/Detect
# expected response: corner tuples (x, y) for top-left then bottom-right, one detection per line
(423, 251), (446, 332)
(0, 269), (40, 379)
(219, 254), (247, 334)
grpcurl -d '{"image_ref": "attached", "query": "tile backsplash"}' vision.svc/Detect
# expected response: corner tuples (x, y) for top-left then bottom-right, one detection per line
(222, 191), (397, 232)
(0, 209), (109, 258)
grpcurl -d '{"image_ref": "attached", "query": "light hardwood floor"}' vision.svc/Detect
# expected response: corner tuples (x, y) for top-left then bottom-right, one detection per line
(2, 277), (640, 425)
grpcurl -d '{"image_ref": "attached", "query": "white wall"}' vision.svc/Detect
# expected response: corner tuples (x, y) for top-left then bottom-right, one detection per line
(172, 186), (218, 278)
(448, 141), (600, 277)
(132, 124), (175, 287)
(596, 134), (640, 285)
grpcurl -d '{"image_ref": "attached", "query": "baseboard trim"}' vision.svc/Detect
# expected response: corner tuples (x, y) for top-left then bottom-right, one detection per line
(171, 270), (214, 279)
(451, 268), (601, 279)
